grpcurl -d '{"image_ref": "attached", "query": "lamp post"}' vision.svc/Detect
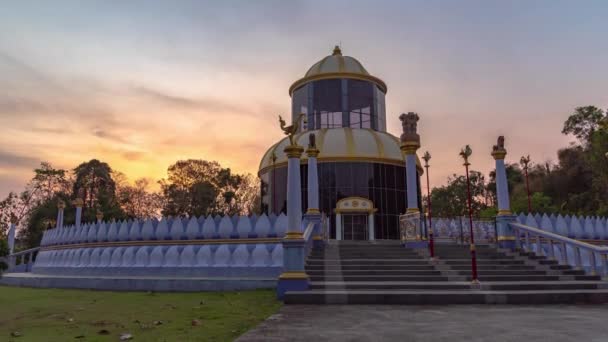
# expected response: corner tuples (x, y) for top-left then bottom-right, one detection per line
(422, 151), (434, 259)
(460, 145), (479, 285)
(520, 155), (532, 213)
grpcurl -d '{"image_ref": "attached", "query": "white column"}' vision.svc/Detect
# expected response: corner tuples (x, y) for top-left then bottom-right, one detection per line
(336, 213), (342, 240)
(494, 157), (511, 214)
(285, 145), (304, 235)
(74, 198), (83, 228)
(7, 222), (16, 254)
(368, 213), (375, 241)
(405, 153), (419, 212)
(306, 148), (320, 214)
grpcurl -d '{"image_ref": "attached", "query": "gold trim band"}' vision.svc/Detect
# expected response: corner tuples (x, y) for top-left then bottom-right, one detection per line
(279, 271), (309, 280)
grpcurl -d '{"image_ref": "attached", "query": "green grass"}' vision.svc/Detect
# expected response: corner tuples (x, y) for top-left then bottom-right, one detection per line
(0, 286), (281, 342)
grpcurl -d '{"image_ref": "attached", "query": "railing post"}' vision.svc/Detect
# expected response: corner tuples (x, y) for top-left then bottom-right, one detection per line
(561, 242), (568, 265)
(514, 228), (521, 250)
(547, 239), (554, 260)
(524, 232), (531, 252)
(574, 247), (582, 270)
(536, 235), (544, 256)
(602, 254), (608, 279)
(590, 251), (598, 276)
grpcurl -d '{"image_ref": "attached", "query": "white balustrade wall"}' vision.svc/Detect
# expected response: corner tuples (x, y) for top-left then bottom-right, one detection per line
(515, 213), (608, 241)
(33, 213), (288, 276)
(430, 218), (497, 243)
(40, 213), (288, 246)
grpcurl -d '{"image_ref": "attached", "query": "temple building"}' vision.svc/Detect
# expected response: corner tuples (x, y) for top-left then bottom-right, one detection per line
(258, 46), (423, 240)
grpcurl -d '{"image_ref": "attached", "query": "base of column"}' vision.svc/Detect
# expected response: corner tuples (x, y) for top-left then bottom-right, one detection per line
(312, 235), (324, 249)
(498, 240), (515, 249)
(403, 241), (428, 249)
(276, 272), (309, 299)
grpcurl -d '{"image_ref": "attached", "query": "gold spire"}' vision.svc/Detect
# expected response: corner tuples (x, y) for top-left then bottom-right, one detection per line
(332, 45), (342, 56)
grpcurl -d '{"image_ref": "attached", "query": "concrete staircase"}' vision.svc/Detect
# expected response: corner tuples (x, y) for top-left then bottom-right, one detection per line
(284, 241), (608, 304)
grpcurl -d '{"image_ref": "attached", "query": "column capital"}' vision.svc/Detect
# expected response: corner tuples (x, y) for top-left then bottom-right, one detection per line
(306, 147), (320, 158)
(400, 141), (420, 155)
(497, 209), (513, 216)
(57, 200), (66, 209)
(72, 198), (84, 208)
(284, 144), (304, 158)
(96, 211), (104, 221)
(491, 149), (507, 160)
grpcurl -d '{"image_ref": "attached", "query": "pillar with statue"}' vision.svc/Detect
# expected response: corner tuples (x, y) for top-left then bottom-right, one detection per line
(399, 112), (426, 248)
(276, 114), (309, 299)
(491, 136), (517, 249)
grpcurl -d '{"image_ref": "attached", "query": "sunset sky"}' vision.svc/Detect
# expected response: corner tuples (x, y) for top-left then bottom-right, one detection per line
(1, 0), (607, 198)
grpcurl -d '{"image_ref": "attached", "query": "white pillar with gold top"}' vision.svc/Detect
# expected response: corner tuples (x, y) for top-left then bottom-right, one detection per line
(399, 112), (426, 248)
(492, 136), (517, 249)
(276, 124), (309, 298)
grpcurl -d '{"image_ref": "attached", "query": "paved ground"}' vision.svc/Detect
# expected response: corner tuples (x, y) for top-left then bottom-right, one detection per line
(237, 305), (608, 342)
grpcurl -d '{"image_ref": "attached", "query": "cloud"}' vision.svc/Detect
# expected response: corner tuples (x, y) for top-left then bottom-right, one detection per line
(130, 85), (255, 115)
(0, 149), (40, 168)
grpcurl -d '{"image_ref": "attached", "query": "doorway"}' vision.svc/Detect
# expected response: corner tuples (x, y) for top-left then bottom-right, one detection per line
(342, 214), (369, 240)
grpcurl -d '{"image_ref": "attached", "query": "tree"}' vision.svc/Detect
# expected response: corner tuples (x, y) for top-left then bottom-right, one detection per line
(160, 159), (260, 217)
(562, 106), (606, 143)
(73, 159), (124, 222)
(430, 171), (488, 217)
(117, 178), (163, 219)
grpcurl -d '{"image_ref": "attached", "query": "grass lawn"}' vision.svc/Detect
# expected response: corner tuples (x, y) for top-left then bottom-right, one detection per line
(0, 286), (281, 342)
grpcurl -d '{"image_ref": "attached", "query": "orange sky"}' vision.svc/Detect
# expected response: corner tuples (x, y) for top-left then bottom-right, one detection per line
(1, 1), (607, 197)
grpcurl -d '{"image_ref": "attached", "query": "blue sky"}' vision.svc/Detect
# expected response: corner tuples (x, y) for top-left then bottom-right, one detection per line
(0, 0), (607, 196)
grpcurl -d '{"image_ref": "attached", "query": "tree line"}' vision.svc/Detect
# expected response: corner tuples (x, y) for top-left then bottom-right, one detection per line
(429, 106), (608, 218)
(0, 159), (260, 249)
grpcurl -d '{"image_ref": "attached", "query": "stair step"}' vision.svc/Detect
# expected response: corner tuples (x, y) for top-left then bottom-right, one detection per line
(309, 281), (604, 291)
(309, 275), (450, 282)
(307, 270), (442, 276)
(284, 289), (608, 304)
(305, 265), (435, 270)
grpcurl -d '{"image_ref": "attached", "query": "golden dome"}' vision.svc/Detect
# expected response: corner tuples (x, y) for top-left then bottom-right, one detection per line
(289, 46), (388, 96)
(258, 128), (422, 175)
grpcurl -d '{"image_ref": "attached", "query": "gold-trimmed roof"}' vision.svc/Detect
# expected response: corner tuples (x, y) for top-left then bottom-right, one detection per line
(258, 128), (422, 175)
(289, 46), (387, 95)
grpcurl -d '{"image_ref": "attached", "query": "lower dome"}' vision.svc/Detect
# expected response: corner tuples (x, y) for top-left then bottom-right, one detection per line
(258, 128), (422, 175)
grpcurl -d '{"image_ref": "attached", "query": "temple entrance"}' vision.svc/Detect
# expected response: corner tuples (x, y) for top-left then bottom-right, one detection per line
(335, 197), (377, 240)
(342, 214), (369, 240)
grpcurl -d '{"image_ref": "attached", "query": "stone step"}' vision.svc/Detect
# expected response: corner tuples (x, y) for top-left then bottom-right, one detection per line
(309, 281), (605, 291)
(447, 265), (537, 270)
(284, 289), (608, 304)
(306, 259), (430, 265)
(305, 265), (436, 271)
(441, 259), (526, 265)
(454, 270), (547, 276)
(309, 275), (450, 282)
(307, 269), (442, 276)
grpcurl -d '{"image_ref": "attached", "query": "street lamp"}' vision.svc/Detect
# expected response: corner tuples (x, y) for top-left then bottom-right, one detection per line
(459, 145), (479, 285)
(520, 155), (532, 213)
(422, 151), (434, 259)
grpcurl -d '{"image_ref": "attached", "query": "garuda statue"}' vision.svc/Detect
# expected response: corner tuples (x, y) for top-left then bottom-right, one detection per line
(279, 113), (306, 146)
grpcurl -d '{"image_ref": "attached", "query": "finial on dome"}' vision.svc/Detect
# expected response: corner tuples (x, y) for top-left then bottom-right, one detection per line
(332, 45), (342, 56)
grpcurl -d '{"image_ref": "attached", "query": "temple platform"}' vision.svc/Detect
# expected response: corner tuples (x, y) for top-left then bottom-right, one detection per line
(0, 273), (276, 292)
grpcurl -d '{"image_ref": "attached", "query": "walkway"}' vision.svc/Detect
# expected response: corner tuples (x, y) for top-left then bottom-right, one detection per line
(237, 305), (608, 342)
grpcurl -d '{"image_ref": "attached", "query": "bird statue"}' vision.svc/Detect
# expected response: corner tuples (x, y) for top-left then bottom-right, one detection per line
(279, 113), (306, 146)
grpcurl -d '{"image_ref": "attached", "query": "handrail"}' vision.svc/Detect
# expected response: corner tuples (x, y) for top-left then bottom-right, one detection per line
(303, 222), (315, 242)
(511, 223), (608, 252)
(510, 222), (608, 277)
(9, 247), (40, 257)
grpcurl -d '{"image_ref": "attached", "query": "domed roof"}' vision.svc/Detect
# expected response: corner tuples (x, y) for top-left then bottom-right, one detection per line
(258, 128), (422, 175)
(289, 46), (387, 95)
